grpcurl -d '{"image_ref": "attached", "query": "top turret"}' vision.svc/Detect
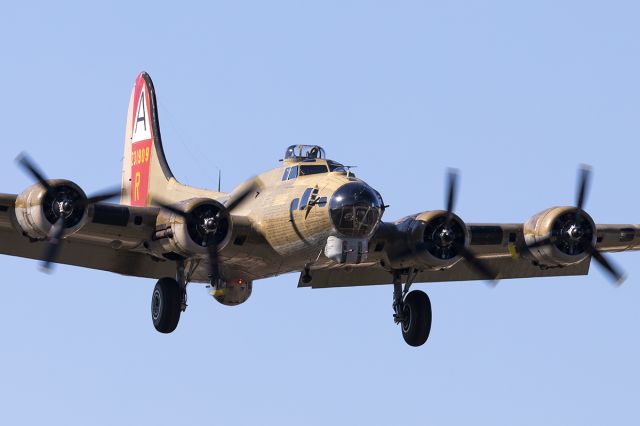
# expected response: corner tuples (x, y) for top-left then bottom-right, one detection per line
(283, 145), (326, 162)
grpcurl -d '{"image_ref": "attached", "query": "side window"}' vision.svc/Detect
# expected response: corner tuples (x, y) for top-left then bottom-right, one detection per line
(282, 167), (290, 181)
(290, 198), (299, 211)
(299, 188), (312, 210)
(288, 166), (298, 180)
(309, 187), (319, 204)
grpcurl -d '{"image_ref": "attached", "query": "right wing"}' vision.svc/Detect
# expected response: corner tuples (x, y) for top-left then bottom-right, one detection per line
(0, 193), (174, 278)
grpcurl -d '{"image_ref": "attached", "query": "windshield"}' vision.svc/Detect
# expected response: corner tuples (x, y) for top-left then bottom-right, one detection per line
(299, 165), (328, 176)
(327, 160), (347, 172)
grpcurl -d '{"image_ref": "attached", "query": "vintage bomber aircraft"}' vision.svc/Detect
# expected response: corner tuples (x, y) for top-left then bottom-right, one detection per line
(0, 72), (637, 347)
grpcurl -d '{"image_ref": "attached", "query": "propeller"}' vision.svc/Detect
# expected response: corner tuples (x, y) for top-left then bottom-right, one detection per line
(41, 216), (66, 272)
(445, 169), (457, 227)
(446, 169), (497, 285)
(441, 169), (498, 284)
(576, 165), (590, 212)
(17, 154), (52, 192)
(16, 153), (120, 272)
(155, 178), (259, 282)
(526, 165), (625, 285)
(573, 165), (624, 284)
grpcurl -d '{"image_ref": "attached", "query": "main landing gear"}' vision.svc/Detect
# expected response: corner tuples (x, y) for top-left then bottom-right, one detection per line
(151, 261), (189, 333)
(392, 271), (432, 347)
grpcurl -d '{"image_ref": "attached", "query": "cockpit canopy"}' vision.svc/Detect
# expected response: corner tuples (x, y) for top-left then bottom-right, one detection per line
(284, 145), (326, 161)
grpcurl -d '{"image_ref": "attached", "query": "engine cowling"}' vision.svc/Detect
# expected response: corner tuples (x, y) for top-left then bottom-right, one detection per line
(389, 210), (470, 270)
(524, 206), (596, 267)
(14, 179), (89, 239)
(209, 278), (252, 306)
(156, 197), (232, 256)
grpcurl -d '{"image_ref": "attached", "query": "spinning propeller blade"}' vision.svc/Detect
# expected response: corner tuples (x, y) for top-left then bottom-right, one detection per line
(458, 246), (497, 285)
(445, 168), (457, 220)
(41, 216), (65, 272)
(571, 165), (624, 284)
(587, 245), (625, 285)
(442, 169), (497, 284)
(576, 165), (591, 212)
(225, 180), (259, 212)
(16, 153), (119, 271)
(525, 164), (625, 285)
(156, 177), (260, 282)
(16, 153), (52, 192)
(82, 188), (121, 206)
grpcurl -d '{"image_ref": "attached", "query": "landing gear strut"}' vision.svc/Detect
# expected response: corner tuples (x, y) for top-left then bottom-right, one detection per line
(301, 265), (312, 284)
(392, 271), (432, 347)
(151, 260), (190, 334)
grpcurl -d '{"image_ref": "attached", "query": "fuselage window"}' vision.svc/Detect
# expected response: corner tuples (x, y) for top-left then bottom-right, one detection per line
(299, 165), (328, 176)
(288, 166), (298, 180)
(282, 167), (291, 181)
(299, 188), (313, 210)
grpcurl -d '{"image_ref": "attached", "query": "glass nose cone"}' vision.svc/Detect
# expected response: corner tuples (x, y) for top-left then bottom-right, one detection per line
(329, 182), (382, 238)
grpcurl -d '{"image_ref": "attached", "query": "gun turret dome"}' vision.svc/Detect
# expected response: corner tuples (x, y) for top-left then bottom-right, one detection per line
(284, 145), (326, 162)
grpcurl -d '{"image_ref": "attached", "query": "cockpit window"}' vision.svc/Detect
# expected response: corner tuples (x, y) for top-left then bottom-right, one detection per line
(299, 165), (328, 176)
(282, 167), (290, 181)
(327, 160), (347, 172)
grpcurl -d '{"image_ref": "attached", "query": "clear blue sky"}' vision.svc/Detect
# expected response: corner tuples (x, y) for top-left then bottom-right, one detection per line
(1, 1), (639, 424)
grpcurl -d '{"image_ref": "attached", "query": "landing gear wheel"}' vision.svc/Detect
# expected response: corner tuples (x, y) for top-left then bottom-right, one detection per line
(151, 277), (182, 333)
(401, 290), (432, 347)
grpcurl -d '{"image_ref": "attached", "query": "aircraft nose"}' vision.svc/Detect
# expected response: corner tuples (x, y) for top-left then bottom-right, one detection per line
(329, 182), (382, 238)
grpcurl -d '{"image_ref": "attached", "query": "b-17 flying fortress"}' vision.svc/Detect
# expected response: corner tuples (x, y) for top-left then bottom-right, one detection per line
(0, 72), (636, 346)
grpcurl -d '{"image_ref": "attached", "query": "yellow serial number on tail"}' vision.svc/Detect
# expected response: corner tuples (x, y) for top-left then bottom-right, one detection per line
(132, 147), (150, 166)
(134, 172), (141, 201)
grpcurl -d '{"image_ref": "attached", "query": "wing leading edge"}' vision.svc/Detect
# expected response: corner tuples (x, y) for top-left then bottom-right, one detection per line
(300, 222), (640, 289)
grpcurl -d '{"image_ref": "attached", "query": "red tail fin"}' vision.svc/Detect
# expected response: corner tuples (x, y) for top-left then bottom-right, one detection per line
(121, 72), (174, 206)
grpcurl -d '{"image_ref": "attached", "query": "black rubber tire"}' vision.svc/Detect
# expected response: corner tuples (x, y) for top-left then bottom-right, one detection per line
(151, 277), (181, 334)
(401, 290), (432, 347)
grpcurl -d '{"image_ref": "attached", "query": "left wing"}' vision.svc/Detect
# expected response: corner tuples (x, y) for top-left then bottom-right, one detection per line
(302, 167), (638, 289)
(299, 222), (639, 289)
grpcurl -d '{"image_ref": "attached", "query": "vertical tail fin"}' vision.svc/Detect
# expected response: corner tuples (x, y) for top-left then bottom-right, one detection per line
(121, 72), (174, 206)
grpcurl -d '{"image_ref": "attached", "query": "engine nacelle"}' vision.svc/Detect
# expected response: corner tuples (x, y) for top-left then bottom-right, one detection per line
(156, 197), (231, 256)
(524, 206), (596, 267)
(389, 210), (469, 270)
(14, 179), (88, 239)
(209, 278), (252, 306)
